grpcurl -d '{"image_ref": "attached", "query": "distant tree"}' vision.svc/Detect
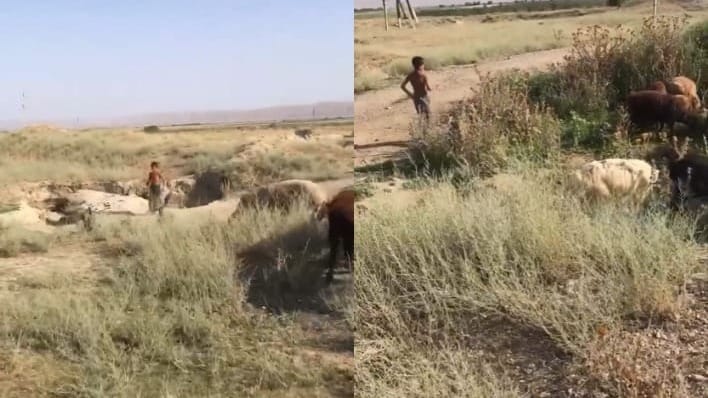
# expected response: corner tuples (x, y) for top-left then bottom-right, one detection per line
(143, 125), (160, 133)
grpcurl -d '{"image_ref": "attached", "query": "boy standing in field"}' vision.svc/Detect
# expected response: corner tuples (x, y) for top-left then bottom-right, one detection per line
(400, 56), (432, 122)
(146, 161), (165, 215)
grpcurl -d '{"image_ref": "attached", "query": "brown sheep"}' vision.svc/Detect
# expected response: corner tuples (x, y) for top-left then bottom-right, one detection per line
(665, 76), (701, 111)
(626, 90), (695, 133)
(322, 189), (354, 284)
(647, 80), (667, 93)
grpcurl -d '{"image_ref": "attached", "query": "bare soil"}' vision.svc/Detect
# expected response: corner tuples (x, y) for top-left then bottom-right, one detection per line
(354, 47), (569, 167)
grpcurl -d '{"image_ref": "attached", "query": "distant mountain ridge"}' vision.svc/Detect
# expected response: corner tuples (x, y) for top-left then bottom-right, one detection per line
(0, 100), (353, 130)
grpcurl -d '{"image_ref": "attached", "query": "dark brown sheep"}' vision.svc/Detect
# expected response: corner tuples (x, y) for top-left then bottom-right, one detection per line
(322, 189), (354, 284)
(626, 90), (695, 133)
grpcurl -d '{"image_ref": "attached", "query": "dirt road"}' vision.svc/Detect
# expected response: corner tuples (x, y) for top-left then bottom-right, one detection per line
(354, 47), (570, 167)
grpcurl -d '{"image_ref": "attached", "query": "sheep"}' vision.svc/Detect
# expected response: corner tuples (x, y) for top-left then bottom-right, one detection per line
(645, 76), (701, 111)
(232, 179), (329, 219)
(658, 136), (708, 211)
(320, 189), (354, 284)
(626, 90), (696, 133)
(647, 80), (668, 93)
(665, 76), (701, 111)
(568, 158), (659, 208)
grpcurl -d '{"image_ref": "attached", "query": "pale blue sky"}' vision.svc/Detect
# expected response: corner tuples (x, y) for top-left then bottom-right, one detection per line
(0, 1), (352, 122)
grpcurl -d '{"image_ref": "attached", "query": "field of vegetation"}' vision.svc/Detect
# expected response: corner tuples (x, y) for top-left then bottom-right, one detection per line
(354, 1), (708, 93)
(355, 7), (708, 398)
(0, 120), (353, 187)
(0, 120), (354, 397)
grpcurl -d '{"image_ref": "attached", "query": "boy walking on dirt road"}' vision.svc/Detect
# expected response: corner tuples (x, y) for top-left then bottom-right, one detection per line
(146, 161), (166, 215)
(400, 56), (432, 122)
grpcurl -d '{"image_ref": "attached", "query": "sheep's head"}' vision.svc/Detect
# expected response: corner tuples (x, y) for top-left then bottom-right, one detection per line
(315, 201), (328, 221)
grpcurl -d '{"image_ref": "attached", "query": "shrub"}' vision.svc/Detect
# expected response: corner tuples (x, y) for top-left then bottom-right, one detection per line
(412, 72), (561, 176)
(143, 125), (160, 133)
(412, 17), (708, 171)
(529, 16), (704, 118)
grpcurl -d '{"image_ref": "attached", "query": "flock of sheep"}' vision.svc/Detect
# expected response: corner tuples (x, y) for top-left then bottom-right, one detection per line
(570, 75), (708, 213)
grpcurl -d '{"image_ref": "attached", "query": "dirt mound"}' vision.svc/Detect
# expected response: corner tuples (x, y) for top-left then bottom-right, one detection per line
(0, 200), (48, 232)
(64, 190), (149, 215)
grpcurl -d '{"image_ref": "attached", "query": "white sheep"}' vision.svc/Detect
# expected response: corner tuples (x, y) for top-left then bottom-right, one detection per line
(568, 158), (659, 208)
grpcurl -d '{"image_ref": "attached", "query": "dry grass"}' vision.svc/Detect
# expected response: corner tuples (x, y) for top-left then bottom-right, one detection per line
(0, 223), (51, 258)
(354, 4), (708, 397)
(0, 202), (353, 397)
(355, 171), (703, 396)
(354, 3), (708, 93)
(0, 121), (353, 186)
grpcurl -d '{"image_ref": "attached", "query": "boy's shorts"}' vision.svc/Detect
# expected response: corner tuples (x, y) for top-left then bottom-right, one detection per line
(413, 95), (430, 116)
(149, 184), (161, 212)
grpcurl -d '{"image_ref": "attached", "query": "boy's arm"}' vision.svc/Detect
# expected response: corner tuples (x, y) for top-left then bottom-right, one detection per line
(425, 75), (432, 91)
(400, 75), (413, 98)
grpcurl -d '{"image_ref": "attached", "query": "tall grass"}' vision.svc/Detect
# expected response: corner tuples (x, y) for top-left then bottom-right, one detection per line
(355, 172), (701, 396)
(0, 204), (351, 397)
(0, 223), (51, 258)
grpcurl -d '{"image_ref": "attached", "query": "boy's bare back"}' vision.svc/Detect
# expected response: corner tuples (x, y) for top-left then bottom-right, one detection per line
(405, 70), (430, 99)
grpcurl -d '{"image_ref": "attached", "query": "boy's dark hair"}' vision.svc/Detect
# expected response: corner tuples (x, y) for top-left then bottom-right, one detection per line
(412, 56), (424, 69)
(150, 161), (159, 168)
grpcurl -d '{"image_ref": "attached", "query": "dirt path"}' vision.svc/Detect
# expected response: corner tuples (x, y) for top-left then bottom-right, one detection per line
(354, 47), (570, 167)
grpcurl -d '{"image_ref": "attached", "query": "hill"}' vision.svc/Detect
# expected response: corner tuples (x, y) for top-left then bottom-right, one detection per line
(0, 100), (353, 130)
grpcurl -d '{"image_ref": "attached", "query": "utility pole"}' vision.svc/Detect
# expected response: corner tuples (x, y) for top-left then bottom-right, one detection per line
(396, 0), (402, 27)
(653, 0), (658, 18)
(405, 0), (418, 24)
(383, 0), (389, 31)
(384, 0), (418, 31)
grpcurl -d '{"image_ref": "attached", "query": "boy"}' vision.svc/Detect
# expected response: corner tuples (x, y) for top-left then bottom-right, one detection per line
(146, 161), (165, 214)
(400, 56), (432, 121)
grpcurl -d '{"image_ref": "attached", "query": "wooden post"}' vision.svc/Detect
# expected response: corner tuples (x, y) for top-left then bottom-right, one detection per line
(406, 0), (418, 24)
(398, 0), (415, 28)
(653, 0), (658, 18)
(383, 0), (389, 31)
(396, 0), (402, 28)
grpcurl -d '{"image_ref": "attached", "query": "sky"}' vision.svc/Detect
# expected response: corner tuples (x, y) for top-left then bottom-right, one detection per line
(0, 0), (353, 122)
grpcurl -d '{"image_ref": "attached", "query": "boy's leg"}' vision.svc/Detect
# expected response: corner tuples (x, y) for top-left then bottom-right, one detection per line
(413, 97), (423, 114)
(421, 96), (431, 122)
(149, 185), (160, 213)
